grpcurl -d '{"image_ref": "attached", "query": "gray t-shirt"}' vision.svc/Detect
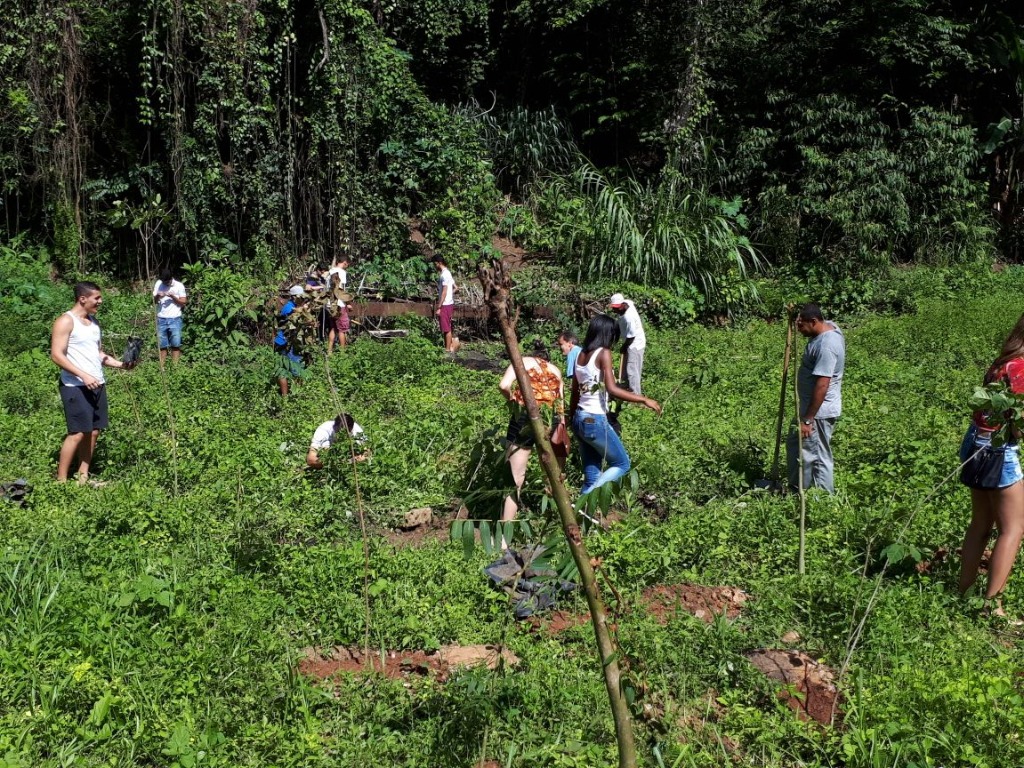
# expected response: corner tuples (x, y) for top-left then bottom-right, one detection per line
(798, 322), (844, 419)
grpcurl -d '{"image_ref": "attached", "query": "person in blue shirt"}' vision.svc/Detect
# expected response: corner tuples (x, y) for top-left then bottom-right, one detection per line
(557, 331), (582, 379)
(275, 285), (307, 396)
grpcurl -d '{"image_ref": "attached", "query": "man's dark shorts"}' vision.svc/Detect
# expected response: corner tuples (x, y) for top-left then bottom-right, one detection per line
(506, 412), (562, 450)
(60, 384), (109, 433)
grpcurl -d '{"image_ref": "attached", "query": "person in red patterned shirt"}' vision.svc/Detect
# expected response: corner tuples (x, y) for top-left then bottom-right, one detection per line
(959, 314), (1024, 621)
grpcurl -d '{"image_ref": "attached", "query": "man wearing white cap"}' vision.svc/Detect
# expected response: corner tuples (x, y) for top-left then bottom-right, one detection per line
(609, 293), (647, 395)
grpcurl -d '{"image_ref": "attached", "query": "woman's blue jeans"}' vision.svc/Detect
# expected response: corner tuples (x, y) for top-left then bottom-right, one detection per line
(572, 410), (631, 496)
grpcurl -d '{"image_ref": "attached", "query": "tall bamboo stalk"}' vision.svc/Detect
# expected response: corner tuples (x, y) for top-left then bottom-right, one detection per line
(479, 259), (637, 768)
(793, 320), (807, 575)
(769, 308), (796, 485)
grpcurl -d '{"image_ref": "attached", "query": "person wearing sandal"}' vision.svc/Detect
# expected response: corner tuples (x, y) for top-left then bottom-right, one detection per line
(958, 313), (1024, 622)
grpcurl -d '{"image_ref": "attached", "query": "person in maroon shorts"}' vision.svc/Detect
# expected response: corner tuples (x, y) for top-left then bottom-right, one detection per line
(433, 255), (457, 352)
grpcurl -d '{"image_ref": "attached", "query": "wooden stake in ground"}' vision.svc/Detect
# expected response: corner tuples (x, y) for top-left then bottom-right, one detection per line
(793, 319), (807, 575)
(478, 259), (637, 768)
(769, 307), (796, 487)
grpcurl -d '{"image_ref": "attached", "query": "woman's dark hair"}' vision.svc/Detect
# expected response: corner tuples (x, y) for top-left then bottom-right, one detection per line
(530, 339), (550, 361)
(333, 413), (356, 434)
(989, 313), (1024, 378)
(582, 314), (620, 353)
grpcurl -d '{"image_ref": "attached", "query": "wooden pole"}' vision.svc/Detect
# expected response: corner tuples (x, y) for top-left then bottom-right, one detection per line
(769, 308), (796, 486)
(479, 260), (637, 768)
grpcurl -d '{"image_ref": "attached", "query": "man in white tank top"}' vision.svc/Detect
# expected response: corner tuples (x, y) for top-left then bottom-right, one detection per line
(50, 282), (136, 484)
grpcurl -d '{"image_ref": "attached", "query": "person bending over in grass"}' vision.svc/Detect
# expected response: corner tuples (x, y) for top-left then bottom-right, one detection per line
(498, 340), (564, 527)
(959, 313), (1024, 622)
(569, 314), (661, 500)
(307, 413), (369, 468)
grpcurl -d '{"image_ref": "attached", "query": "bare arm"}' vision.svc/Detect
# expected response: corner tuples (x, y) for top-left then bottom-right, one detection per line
(498, 363), (518, 401)
(306, 448), (322, 469)
(800, 376), (831, 437)
(598, 349), (661, 415)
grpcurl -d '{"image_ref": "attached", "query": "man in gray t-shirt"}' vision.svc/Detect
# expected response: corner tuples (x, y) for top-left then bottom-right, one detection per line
(787, 302), (845, 493)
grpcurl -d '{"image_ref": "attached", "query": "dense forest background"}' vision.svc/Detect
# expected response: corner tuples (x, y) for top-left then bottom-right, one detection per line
(2, 0), (1023, 305)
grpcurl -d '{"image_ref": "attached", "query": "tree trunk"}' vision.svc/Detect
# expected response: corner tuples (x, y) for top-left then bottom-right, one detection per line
(478, 259), (637, 768)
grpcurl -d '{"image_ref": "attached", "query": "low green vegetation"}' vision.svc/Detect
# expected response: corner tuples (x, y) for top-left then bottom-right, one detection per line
(2, 258), (1024, 767)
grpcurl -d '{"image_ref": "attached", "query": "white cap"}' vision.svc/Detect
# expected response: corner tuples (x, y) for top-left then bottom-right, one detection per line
(609, 293), (626, 307)
(288, 284), (306, 297)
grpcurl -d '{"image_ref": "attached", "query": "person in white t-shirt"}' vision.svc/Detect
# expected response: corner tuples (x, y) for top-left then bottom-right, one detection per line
(432, 255), (457, 352)
(326, 257), (350, 355)
(306, 413), (369, 468)
(153, 268), (188, 365)
(609, 293), (647, 395)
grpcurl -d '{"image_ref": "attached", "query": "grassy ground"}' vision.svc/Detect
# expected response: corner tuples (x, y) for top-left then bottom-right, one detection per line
(1, 265), (1024, 767)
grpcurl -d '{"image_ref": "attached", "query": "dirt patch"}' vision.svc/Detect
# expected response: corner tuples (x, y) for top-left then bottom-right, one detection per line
(492, 235), (528, 269)
(299, 644), (518, 683)
(641, 584), (749, 624)
(528, 609), (591, 635)
(377, 515), (453, 548)
(744, 649), (841, 725)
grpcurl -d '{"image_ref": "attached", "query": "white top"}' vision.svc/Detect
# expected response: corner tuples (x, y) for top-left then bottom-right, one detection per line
(311, 419), (365, 450)
(153, 279), (187, 319)
(60, 311), (104, 387)
(617, 301), (646, 350)
(327, 267), (348, 307)
(326, 266), (347, 286)
(438, 268), (456, 306)
(574, 350), (608, 415)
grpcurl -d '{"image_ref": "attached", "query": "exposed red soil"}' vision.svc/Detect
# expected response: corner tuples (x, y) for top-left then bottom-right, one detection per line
(376, 517), (451, 548)
(298, 644), (518, 683)
(744, 649), (842, 725)
(641, 584), (749, 625)
(491, 235), (528, 269)
(529, 583), (749, 636)
(527, 609), (591, 634)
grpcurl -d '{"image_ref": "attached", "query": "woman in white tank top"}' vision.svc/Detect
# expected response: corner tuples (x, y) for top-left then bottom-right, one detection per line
(569, 314), (661, 498)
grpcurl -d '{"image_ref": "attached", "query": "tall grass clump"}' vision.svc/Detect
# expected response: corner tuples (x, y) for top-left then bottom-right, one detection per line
(542, 163), (761, 309)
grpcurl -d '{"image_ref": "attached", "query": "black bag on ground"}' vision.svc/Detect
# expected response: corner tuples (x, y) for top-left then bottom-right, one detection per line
(960, 445), (1006, 489)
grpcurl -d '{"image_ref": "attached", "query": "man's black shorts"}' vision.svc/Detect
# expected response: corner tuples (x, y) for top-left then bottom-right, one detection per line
(60, 384), (109, 433)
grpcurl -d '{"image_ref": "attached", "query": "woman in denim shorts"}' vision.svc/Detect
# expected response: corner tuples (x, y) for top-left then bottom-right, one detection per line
(959, 314), (1024, 621)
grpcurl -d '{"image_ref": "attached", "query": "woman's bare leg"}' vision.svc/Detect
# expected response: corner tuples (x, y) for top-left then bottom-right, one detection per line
(960, 488), (995, 595)
(987, 481), (1024, 601)
(502, 446), (530, 523)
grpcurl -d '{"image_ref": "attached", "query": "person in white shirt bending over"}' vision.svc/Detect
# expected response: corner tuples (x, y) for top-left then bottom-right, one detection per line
(306, 413), (369, 468)
(153, 268), (188, 365)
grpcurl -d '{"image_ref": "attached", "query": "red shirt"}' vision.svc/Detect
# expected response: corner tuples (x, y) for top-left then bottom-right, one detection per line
(973, 357), (1024, 430)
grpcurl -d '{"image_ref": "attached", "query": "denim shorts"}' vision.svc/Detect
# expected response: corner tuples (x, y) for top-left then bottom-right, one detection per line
(960, 424), (1023, 488)
(157, 316), (183, 349)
